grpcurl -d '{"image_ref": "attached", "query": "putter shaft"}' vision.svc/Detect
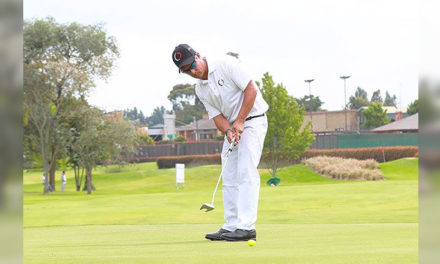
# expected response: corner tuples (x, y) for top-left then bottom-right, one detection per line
(201, 138), (236, 211)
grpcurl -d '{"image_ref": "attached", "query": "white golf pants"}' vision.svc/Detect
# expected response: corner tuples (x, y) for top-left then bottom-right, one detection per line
(221, 115), (268, 231)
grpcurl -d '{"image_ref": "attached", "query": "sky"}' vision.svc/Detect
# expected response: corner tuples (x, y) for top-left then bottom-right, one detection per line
(24, 0), (418, 117)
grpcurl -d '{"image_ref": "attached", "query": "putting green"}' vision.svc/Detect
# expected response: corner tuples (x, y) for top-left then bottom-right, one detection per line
(24, 158), (418, 263)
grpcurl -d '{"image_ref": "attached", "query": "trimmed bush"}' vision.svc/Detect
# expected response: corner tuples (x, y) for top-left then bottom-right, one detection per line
(300, 146), (418, 163)
(141, 146), (418, 168)
(156, 154), (221, 169)
(303, 156), (384, 181)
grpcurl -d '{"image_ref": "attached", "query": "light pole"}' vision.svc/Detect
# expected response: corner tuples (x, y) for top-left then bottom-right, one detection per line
(339, 76), (350, 131)
(304, 79), (314, 131)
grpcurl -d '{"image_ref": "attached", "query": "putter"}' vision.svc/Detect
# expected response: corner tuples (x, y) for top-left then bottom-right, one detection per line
(200, 137), (236, 212)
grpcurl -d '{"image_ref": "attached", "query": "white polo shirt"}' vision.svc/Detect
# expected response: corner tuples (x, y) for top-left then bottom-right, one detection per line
(195, 56), (269, 123)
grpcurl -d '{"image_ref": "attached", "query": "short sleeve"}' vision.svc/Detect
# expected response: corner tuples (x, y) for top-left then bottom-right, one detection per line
(226, 58), (253, 91)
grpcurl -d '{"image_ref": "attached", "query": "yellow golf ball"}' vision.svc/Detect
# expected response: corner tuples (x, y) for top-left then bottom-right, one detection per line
(248, 239), (256, 246)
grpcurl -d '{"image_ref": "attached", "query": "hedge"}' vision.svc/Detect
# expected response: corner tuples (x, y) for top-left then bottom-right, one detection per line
(124, 156), (159, 163)
(300, 146), (418, 162)
(156, 154), (221, 169)
(154, 146), (418, 169)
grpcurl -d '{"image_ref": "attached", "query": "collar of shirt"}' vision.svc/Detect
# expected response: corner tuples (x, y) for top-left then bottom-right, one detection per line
(199, 57), (217, 85)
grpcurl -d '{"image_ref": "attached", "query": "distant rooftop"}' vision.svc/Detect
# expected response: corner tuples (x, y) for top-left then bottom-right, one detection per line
(372, 113), (418, 132)
(150, 124), (164, 128)
(176, 118), (217, 131)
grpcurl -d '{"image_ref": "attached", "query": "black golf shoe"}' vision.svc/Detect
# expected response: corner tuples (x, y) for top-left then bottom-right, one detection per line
(205, 228), (232, 241)
(221, 229), (256, 241)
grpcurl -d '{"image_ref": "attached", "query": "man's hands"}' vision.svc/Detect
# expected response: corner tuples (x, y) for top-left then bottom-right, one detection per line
(213, 81), (257, 146)
(225, 118), (244, 145)
(225, 81), (256, 145)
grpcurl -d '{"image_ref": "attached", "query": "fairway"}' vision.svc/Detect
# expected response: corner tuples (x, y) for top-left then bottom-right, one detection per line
(24, 158), (418, 264)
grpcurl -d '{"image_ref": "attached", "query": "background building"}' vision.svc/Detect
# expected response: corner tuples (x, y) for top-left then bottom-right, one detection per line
(302, 110), (358, 133)
(163, 113), (176, 140)
(176, 114), (221, 141)
(147, 124), (164, 141)
(372, 113), (418, 133)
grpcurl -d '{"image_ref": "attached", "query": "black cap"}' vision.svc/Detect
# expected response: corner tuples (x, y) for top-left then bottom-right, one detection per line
(172, 44), (196, 72)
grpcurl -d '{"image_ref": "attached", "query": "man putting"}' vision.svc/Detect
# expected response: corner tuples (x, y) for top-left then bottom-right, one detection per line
(171, 44), (268, 241)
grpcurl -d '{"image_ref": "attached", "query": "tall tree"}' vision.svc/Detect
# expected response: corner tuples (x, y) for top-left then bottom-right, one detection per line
(362, 102), (391, 129)
(63, 97), (90, 191)
(124, 107), (147, 125)
(259, 73), (315, 181)
(370, 89), (383, 103)
(147, 106), (166, 126)
(168, 84), (197, 110)
(406, 99), (419, 115)
(296, 95), (324, 112)
(348, 87), (369, 109)
(67, 106), (138, 194)
(168, 83), (205, 124)
(24, 17), (119, 192)
(384, 91), (397, 107)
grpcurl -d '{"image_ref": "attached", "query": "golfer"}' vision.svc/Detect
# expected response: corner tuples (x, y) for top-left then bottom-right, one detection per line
(172, 44), (268, 241)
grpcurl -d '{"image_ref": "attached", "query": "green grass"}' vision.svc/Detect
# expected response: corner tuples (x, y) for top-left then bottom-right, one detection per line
(379, 157), (419, 180)
(24, 158), (418, 264)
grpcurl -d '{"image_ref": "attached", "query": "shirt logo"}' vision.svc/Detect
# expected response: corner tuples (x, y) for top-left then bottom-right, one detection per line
(173, 52), (182, 61)
(218, 79), (224, 86)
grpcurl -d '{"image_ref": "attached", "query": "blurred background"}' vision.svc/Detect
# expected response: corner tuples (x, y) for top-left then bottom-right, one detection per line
(0, 0), (22, 263)
(419, 0), (440, 263)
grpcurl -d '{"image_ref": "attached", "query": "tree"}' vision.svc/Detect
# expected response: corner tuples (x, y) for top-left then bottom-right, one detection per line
(63, 97), (90, 191)
(168, 84), (197, 110)
(407, 99), (419, 115)
(296, 95), (324, 112)
(348, 87), (369, 109)
(370, 89), (383, 103)
(146, 106), (166, 126)
(168, 84), (206, 125)
(259, 73), (315, 181)
(124, 107), (147, 125)
(137, 133), (155, 145)
(384, 91), (397, 107)
(362, 102), (391, 129)
(24, 17), (119, 193)
(67, 106), (138, 194)
(175, 104), (206, 126)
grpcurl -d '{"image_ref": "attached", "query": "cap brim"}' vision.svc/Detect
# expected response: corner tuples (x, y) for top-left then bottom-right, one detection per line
(177, 57), (195, 73)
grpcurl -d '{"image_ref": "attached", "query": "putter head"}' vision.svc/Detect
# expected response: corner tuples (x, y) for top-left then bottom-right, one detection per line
(200, 203), (215, 212)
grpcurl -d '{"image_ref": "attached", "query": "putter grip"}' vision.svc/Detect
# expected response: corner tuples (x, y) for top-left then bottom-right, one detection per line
(228, 137), (236, 152)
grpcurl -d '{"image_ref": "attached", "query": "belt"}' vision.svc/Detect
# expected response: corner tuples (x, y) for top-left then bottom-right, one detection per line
(245, 113), (265, 121)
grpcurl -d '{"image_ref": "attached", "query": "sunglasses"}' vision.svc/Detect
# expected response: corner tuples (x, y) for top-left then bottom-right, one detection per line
(181, 57), (197, 73)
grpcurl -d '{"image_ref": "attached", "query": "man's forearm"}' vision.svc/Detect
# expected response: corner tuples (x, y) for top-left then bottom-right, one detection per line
(213, 114), (232, 133)
(235, 81), (257, 123)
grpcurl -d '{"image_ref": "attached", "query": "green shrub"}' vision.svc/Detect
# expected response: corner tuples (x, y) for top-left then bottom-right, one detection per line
(174, 135), (187, 142)
(137, 133), (155, 145)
